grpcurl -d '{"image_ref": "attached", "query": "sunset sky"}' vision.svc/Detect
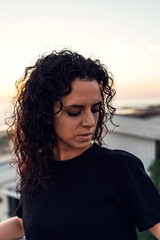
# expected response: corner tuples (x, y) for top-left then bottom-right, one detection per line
(0, 0), (160, 103)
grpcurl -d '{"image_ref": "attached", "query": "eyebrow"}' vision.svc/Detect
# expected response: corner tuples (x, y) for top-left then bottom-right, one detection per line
(64, 101), (102, 108)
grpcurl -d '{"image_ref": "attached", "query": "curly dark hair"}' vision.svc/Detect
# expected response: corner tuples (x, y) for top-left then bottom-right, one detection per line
(6, 49), (116, 194)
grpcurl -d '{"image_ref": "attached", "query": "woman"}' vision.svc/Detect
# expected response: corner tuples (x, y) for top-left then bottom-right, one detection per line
(0, 49), (160, 240)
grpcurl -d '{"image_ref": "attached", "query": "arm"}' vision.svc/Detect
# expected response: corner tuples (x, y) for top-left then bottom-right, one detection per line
(0, 216), (25, 240)
(149, 222), (160, 240)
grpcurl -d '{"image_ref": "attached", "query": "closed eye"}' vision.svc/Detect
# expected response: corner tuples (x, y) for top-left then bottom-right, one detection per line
(91, 109), (99, 113)
(66, 108), (99, 117)
(66, 111), (81, 117)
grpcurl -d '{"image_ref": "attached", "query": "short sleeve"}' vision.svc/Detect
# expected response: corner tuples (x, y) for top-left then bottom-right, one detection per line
(15, 197), (22, 218)
(124, 158), (160, 232)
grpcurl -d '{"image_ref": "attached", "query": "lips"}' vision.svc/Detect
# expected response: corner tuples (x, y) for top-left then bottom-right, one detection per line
(79, 133), (91, 136)
(78, 133), (92, 141)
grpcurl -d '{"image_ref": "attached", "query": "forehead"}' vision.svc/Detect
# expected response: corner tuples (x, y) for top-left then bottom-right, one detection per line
(62, 78), (102, 105)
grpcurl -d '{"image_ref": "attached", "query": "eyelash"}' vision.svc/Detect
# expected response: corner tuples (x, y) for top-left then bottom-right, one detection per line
(67, 109), (99, 117)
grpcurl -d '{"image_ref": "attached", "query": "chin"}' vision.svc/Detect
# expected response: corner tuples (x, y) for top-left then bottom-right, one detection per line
(75, 141), (92, 149)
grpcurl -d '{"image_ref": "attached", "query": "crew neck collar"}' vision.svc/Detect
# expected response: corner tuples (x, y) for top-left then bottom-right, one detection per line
(51, 143), (99, 167)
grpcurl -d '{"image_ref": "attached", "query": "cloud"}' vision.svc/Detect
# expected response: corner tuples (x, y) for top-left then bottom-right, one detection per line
(106, 38), (130, 54)
(146, 44), (160, 53)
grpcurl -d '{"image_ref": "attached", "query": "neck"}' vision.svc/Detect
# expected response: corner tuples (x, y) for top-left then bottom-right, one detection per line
(53, 143), (93, 161)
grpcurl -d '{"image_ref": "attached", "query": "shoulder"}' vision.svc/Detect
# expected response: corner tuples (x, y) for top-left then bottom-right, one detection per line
(93, 143), (144, 172)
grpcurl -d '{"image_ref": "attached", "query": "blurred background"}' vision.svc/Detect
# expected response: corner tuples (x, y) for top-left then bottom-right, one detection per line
(0, 0), (160, 239)
(0, 0), (160, 124)
(0, 0), (160, 129)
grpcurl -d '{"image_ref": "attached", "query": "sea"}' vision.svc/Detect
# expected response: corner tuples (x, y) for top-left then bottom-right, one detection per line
(0, 96), (160, 132)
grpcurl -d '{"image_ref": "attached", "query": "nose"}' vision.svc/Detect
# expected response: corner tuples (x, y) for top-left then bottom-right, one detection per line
(81, 110), (95, 128)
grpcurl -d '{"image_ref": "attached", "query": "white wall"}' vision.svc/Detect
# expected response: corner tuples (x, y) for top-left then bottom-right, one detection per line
(0, 193), (8, 222)
(104, 131), (156, 174)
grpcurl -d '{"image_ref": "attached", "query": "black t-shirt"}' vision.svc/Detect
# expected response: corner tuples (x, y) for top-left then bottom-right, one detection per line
(16, 143), (160, 240)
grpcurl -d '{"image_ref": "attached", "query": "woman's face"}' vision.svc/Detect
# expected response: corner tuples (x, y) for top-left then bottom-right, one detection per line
(53, 78), (102, 160)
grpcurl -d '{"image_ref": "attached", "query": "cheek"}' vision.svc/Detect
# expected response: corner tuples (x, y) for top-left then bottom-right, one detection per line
(53, 116), (78, 136)
(53, 119), (64, 135)
(94, 113), (100, 124)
